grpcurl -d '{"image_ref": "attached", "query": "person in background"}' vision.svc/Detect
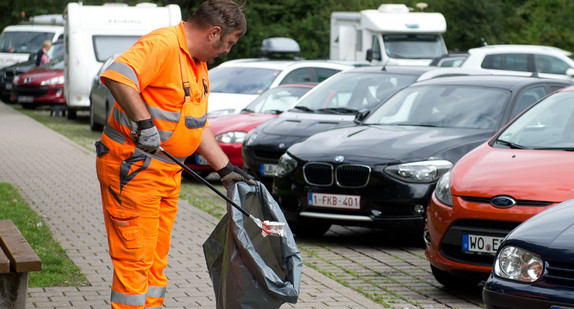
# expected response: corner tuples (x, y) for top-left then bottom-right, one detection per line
(94, 0), (253, 308)
(35, 40), (51, 66)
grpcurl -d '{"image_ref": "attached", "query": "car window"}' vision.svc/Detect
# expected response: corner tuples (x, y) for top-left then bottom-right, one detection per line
(296, 72), (419, 112)
(209, 67), (280, 94)
(510, 86), (547, 119)
(498, 91), (574, 148)
(92, 35), (141, 62)
(315, 68), (340, 83)
(534, 54), (571, 75)
(280, 68), (312, 84)
(366, 85), (511, 129)
(482, 54), (529, 72)
(245, 86), (311, 113)
(0, 31), (55, 53)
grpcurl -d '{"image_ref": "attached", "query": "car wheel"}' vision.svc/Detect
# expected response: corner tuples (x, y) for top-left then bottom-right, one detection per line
(289, 221), (331, 237)
(90, 102), (103, 131)
(430, 265), (482, 288)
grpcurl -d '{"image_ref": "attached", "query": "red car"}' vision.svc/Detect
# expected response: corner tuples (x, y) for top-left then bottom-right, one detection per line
(11, 57), (65, 109)
(424, 85), (574, 288)
(185, 84), (315, 177)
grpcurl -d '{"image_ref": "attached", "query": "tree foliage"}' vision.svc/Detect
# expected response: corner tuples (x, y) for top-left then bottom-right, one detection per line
(0, 0), (572, 65)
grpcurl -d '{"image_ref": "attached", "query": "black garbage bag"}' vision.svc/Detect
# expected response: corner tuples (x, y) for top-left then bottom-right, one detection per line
(202, 181), (302, 309)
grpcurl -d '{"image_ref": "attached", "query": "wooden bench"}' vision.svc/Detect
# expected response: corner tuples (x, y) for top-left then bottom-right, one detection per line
(0, 220), (42, 309)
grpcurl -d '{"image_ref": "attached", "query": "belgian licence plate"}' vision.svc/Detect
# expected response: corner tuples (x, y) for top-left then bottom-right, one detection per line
(462, 234), (504, 255)
(18, 96), (33, 103)
(194, 155), (209, 165)
(308, 192), (360, 209)
(260, 163), (277, 176)
(551, 306), (574, 309)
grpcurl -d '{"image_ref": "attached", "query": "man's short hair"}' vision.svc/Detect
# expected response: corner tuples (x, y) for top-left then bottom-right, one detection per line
(189, 0), (247, 38)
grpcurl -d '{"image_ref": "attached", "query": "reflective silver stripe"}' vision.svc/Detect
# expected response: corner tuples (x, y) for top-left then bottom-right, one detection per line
(108, 62), (140, 92)
(144, 307), (162, 309)
(111, 290), (146, 306)
(148, 105), (180, 123)
(158, 129), (172, 142)
(103, 124), (126, 144)
(185, 115), (207, 129)
(113, 107), (137, 130)
(147, 286), (166, 299)
(135, 148), (187, 164)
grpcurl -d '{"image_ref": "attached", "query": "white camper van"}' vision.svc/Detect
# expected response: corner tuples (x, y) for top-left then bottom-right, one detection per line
(0, 15), (64, 69)
(63, 2), (181, 118)
(330, 4), (447, 65)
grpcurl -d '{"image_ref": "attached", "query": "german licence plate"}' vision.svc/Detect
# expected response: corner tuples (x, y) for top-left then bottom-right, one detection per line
(260, 163), (277, 176)
(462, 234), (504, 255)
(308, 192), (360, 209)
(18, 96), (34, 103)
(194, 154), (209, 165)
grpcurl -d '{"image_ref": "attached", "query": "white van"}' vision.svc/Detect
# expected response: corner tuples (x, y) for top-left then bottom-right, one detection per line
(0, 15), (64, 69)
(63, 2), (181, 118)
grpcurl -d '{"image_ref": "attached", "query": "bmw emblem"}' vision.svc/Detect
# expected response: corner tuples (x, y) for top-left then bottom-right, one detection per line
(490, 195), (516, 208)
(334, 155), (344, 163)
(278, 143), (285, 149)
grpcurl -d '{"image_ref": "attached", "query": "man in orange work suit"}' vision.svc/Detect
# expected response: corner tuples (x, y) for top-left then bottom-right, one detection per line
(94, 1), (254, 308)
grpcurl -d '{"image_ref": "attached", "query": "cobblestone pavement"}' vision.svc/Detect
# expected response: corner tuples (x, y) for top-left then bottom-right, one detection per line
(0, 102), (485, 308)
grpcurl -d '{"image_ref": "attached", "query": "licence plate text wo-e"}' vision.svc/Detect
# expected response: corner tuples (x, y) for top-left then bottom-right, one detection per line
(462, 234), (504, 255)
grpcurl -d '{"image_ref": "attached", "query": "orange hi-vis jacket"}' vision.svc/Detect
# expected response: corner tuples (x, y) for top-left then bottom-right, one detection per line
(101, 21), (209, 161)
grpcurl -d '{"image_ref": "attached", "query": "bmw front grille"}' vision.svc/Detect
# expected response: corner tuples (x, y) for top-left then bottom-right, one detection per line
(303, 163), (370, 188)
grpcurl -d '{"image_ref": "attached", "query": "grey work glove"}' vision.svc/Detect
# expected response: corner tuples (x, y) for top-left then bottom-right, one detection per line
(131, 119), (161, 154)
(217, 162), (256, 189)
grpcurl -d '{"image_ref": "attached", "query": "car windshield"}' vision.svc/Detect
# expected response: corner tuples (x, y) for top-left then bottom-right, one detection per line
(243, 86), (312, 113)
(383, 34), (446, 59)
(209, 66), (281, 94)
(294, 71), (418, 113)
(0, 31), (55, 53)
(364, 84), (510, 129)
(496, 91), (574, 150)
(42, 57), (65, 69)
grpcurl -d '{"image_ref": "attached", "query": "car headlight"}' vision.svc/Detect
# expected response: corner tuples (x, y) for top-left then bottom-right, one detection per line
(41, 75), (64, 86)
(384, 160), (452, 183)
(276, 152), (297, 177)
(434, 171), (453, 207)
(215, 131), (246, 144)
(244, 132), (258, 146)
(494, 246), (543, 283)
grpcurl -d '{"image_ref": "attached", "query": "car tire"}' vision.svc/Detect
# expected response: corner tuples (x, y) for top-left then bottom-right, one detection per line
(89, 102), (103, 131)
(430, 265), (482, 288)
(289, 221), (331, 237)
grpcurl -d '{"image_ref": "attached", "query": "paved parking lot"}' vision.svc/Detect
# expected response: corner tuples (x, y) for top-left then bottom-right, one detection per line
(0, 101), (485, 308)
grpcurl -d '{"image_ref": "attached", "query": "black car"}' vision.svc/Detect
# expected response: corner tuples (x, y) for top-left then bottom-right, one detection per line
(0, 40), (64, 103)
(273, 75), (572, 236)
(242, 65), (457, 189)
(483, 198), (574, 308)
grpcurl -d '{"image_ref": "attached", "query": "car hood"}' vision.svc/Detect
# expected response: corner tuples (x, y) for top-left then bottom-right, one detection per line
(260, 111), (356, 138)
(207, 92), (258, 115)
(287, 125), (493, 164)
(19, 69), (63, 81)
(451, 144), (574, 202)
(208, 112), (276, 135)
(505, 199), (574, 260)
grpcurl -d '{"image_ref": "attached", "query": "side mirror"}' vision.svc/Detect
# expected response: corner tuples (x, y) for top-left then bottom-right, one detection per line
(365, 49), (380, 62)
(366, 49), (373, 62)
(354, 109), (370, 124)
(566, 68), (574, 78)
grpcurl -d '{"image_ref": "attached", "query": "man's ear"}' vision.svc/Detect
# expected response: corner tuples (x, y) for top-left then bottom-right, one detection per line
(209, 26), (222, 41)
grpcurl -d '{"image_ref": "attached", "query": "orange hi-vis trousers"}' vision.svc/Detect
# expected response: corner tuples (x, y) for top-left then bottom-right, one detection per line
(96, 141), (182, 309)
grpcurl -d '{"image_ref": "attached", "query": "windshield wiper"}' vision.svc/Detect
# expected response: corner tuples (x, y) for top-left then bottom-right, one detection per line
(496, 139), (527, 149)
(316, 107), (358, 114)
(531, 147), (574, 151)
(292, 106), (315, 113)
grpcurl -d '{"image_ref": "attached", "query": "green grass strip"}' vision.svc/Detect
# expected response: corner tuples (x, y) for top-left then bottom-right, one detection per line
(0, 183), (89, 287)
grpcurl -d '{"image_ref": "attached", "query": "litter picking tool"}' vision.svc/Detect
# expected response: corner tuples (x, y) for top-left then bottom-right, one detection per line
(159, 147), (285, 237)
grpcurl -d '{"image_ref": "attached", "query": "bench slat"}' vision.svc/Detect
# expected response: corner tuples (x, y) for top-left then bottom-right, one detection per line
(0, 249), (9, 273)
(0, 220), (42, 273)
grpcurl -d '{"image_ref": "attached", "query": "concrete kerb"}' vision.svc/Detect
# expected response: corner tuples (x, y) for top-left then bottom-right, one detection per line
(0, 102), (382, 308)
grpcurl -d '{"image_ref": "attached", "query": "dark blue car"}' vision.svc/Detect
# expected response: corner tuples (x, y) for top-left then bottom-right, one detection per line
(483, 198), (574, 308)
